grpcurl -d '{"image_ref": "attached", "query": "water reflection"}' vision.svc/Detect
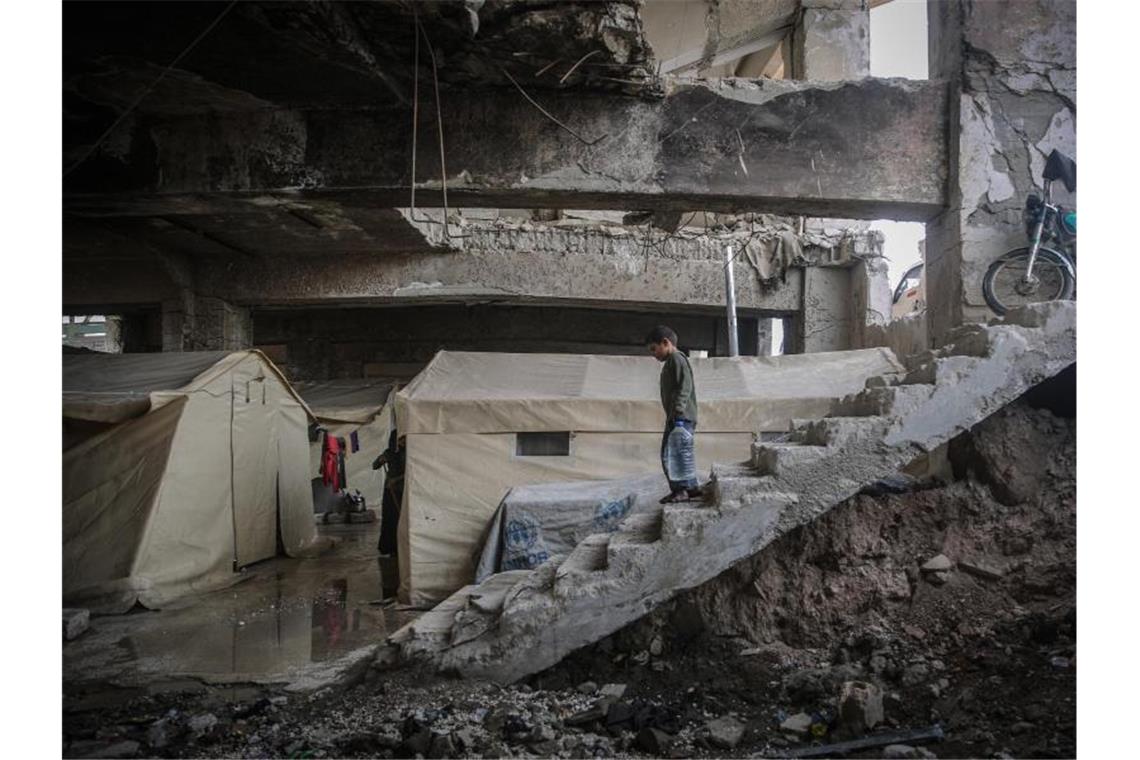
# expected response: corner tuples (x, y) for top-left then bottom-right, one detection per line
(111, 552), (413, 678)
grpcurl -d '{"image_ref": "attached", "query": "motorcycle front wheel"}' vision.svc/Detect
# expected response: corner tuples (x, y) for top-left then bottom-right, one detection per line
(982, 246), (1075, 316)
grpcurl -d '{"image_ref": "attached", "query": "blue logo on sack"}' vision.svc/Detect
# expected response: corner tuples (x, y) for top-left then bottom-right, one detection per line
(505, 517), (540, 551)
(592, 496), (633, 531)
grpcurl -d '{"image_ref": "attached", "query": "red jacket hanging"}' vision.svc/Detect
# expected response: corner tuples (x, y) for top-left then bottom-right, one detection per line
(321, 432), (342, 491)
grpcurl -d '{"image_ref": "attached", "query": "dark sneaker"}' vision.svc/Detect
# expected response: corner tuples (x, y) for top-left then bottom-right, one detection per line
(659, 491), (688, 504)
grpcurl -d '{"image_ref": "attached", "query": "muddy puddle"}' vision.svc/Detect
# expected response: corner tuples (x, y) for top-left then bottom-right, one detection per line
(64, 524), (417, 683)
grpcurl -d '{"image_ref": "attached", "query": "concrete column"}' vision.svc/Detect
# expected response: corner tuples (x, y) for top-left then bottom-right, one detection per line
(162, 293), (251, 352)
(799, 266), (852, 353)
(925, 0), (1075, 346)
(757, 319), (776, 357)
(848, 254), (892, 349)
(792, 0), (871, 81)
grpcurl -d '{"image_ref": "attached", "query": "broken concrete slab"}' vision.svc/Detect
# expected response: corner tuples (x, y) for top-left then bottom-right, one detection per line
(65, 78), (948, 221)
(380, 302), (1075, 683)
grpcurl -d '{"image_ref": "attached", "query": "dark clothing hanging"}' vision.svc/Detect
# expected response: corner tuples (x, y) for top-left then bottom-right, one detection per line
(373, 430), (406, 555)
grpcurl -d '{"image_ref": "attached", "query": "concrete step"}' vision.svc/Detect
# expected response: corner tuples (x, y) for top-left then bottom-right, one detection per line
(660, 504), (719, 541)
(902, 355), (983, 386)
(555, 533), (611, 577)
(606, 533), (662, 577)
(792, 416), (885, 447)
(750, 441), (830, 476)
(830, 384), (935, 418)
(615, 510), (663, 542)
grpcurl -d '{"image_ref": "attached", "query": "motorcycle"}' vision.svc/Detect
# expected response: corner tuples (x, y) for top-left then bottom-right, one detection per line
(981, 149), (1077, 315)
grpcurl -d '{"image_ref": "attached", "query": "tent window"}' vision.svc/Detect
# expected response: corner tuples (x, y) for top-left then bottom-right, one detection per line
(516, 432), (571, 457)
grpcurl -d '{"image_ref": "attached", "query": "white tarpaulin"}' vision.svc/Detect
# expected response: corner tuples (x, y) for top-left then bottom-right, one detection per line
(394, 348), (903, 606)
(63, 351), (325, 613)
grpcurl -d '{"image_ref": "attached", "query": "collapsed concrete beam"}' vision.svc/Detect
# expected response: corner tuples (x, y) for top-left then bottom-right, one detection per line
(64, 78), (948, 221)
(192, 228), (806, 314)
(380, 301), (1076, 682)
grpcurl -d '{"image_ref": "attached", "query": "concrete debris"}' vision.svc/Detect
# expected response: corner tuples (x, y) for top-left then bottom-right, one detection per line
(636, 726), (674, 755)
(838, 680), (884, 733)
(960, 559), (1005, 581)
(599, 683), (628, 700)
(920, 554), (953, 572)
(706, 715), (746, 749)
(63, 608), (90, 641)
(780, 712), (814, 736)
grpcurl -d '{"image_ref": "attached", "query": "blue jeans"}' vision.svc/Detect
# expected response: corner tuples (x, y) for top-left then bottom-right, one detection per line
(661, 419), (698, 491)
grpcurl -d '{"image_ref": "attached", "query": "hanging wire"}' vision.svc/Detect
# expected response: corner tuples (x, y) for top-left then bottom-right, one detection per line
(63, 0), (238, 179)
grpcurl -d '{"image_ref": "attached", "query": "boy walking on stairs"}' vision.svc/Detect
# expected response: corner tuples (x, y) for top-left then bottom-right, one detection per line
(646, 325), (703, 504)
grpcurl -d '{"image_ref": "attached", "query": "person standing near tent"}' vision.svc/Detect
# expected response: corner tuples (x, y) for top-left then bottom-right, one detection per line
(372, 430), (406, 556)
(647, 325), (703, 504)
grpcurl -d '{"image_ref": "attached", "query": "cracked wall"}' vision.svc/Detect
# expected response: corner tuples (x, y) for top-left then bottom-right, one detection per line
(926, 0), (1075, 345)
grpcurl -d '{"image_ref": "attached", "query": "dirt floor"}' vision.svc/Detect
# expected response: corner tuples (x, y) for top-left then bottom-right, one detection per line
(62, 398), (1075, 759)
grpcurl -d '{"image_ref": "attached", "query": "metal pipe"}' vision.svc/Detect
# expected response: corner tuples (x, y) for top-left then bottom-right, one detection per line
(724, 244), (740, 357)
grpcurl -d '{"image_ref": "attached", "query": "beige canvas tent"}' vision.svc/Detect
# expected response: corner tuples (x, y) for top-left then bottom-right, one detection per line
(63, 351), (325, 613)
(297, 381), (397, 510)
(394, 348), (904, 606)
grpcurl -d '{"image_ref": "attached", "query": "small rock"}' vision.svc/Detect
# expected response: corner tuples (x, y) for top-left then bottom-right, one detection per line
(576, 681), (598, 695)
(921, 554), (953, 572)
(269, 696), (288, 706)
(903, 624), (926, 640)
(527, 724), (557, 744)
(838, 681), (884, 733)
(649, 635), (665, 656)
(960, 559), (1005, 581)
(706, 716), (745, 749)
(927, 570), (951, 586)
(632, 650), (651, 666)
(599, 683), (627, 700)
(188, 713), (218, 737)
(636, 727), (674, 755)
(780, 712), (813, 737)
(1011, 721), (1035, 735)
(1050, 656), (1071, 670)
(883, 744), (937, 759)
(63, 608), (90, 641)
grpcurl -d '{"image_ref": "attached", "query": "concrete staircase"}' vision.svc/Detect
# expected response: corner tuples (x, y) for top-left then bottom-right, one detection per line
(379, 302), (1076, 683)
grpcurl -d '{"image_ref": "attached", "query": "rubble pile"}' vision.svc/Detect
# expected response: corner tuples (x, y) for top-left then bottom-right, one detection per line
(62, 399), (1075, 758)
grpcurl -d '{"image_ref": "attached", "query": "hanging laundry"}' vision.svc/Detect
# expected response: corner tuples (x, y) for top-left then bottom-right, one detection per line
(350, 430), (360, 453)
(336, 436), (348, 490)
(321, 432), (342, 491)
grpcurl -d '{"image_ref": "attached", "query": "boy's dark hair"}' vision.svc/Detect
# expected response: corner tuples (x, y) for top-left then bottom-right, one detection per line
(646, 325), (678, 346)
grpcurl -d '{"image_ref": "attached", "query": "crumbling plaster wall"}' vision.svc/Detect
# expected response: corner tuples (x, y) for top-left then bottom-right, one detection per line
(792, 0), (870, 81)
(926, 0), (1075, 345)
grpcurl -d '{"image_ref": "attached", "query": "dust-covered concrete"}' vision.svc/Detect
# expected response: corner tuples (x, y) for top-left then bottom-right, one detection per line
(379, 302), (1075, 684)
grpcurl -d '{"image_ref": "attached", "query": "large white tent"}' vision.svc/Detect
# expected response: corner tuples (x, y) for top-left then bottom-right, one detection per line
(394, 348), (904, 606)
(63, 351), (326, 613)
